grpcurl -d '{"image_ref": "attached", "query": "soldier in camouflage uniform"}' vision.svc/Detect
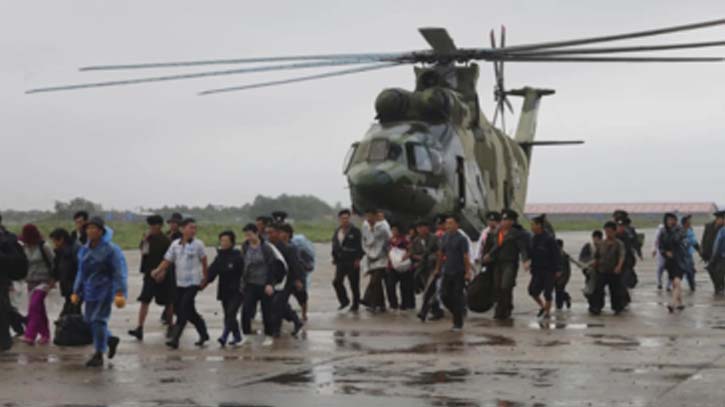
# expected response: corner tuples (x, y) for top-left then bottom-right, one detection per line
(481, 209), (529, 320)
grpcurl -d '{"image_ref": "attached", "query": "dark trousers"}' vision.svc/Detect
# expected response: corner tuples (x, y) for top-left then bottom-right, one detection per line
(362, 268), (386, 309)
(271, 288), (301, 337)
(242, 284), (273, 336)
(592, 273), (626, 313)
(493, 262), (518, 319)
(385, 270), (415, 310)
(172, 286), (208, 341)
(0, 289), (12, 351)
(419, 275), (443, 318)
(555, 288), (571, 309)
(441, 274), (466, 328)
(220, 294), (243, 342)
(333, 262), (359, 307)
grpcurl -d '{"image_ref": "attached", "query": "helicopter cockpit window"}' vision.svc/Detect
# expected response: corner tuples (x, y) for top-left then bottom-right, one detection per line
(368, 139), (389, 162)
(343, 142), (358, 174)
(406, 143), (434, 173)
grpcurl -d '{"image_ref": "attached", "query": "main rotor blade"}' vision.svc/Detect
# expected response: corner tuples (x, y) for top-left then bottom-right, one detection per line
(79, 52), (411, 71)
(26, 59), (377, 94)
(198, 62), (400, 95)
(508, 40), (725, 56)
(498, 18), (725, 53)
(419, 27), (458, 53)
(499, 56), (724, 62)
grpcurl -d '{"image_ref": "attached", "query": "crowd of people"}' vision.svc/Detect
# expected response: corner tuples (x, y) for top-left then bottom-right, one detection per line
(1, 207), (724, 367)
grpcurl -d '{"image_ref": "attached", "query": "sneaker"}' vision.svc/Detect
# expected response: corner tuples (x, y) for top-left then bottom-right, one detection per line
(261, 336), (274, 347)
(349, 304), (359, 313)
(217, 337), (227, 347)
(338, 301), (350, 311)
(37, 337), (50, 346)
(85, 352), (104, 368)
(566, 298), (572, 309)
(128, 327), (143, 341)
(237, 337), (250, 346)
(107, 336), (120, 359)
(537, 308), (545, 318)
(667, 305), (675, 314)
(450, 326), (463, 332)
(417, 313), (427, 323)
(165, 339), (179, 350)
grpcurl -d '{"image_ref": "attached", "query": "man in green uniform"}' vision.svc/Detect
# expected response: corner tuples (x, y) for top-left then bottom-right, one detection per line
(482, 209), (530, 320)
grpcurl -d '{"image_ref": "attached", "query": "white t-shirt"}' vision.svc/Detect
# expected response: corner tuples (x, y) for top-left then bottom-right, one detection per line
(164, 238), (207, 288)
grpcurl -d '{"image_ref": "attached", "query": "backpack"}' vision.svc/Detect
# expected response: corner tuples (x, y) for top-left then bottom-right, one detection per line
(53, 314), (93, 347)
(291, 235), (316, 272)
(0, 231), (29, 281)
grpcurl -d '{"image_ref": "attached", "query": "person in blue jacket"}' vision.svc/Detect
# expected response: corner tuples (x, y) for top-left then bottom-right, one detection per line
(71, 217), (127, 367)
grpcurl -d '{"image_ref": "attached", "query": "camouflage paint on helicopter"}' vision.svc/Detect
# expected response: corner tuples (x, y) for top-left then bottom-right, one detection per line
(345, 63), (552, 239)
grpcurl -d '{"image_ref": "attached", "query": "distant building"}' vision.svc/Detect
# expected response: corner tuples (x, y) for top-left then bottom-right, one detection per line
(525, 202), (719, 219)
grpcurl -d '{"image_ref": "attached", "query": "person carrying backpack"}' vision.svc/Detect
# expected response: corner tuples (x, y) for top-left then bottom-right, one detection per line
(0, 215), (29, 351)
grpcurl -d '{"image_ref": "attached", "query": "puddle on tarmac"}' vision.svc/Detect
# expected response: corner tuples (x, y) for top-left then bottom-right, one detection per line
(534, 339), (570, 347)
(407, 368), (471, 385)
(587, 334), (640, 349)
(528, 322), (605, 330)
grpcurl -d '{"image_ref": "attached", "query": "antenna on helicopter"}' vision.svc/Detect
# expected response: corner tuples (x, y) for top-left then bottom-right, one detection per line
(490, 25), (514, 133)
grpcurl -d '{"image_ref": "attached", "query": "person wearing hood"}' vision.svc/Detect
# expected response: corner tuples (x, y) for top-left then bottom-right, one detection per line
(71, 217), (127, 367)
(19, 224), (55, 346)
(481, 209), (530, 320)
(206, 231), (244, 347)
(49, 228), (80, 317)
(659, 213), (688, 313)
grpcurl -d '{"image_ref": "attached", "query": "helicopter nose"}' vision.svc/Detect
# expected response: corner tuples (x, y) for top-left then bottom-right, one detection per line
(354, 169), (394, 188)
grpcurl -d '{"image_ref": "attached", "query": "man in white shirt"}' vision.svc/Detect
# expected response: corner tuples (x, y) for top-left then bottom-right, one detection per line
(152, 218), (209, 349)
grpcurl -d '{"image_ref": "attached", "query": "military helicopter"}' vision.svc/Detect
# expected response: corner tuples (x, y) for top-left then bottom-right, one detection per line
(27, 18), (725, 238)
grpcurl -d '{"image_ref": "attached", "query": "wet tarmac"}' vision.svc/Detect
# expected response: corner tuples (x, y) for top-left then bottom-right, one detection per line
(2, 229), (725, 406)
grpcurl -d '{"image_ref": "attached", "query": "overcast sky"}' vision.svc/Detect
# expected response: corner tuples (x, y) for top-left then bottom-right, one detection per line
(2, 0), (725, 211)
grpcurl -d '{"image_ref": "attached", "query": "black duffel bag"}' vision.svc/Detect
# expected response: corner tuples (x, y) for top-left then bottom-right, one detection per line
(54, 314), (93, 347)
(466, 268), (495, 313)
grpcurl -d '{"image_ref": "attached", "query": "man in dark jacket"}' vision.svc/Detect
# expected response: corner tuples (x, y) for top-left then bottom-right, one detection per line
(268, 223), (304, 338)
(527, 215), (560, 319)
(331, 209), (364, 311)
(0, 215), (29, 351)
(128, 215), (171, 341)
(482, 209), (530, 320)
(69, 210), (89, 246)
(591, 222), (626, 315)
(49, 228), (80, 317)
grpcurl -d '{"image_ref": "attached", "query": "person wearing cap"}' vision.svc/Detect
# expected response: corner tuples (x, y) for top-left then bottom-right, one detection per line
(71, 217), (127, 367)
(526, 216), (560, 319)
(432, 214), (473, 331)
(681, 215), (700, 292)
(360, 208), (391, 312)
(702, 210), (725, 294)
(709, 215), (725, 296)
(481, 209), (530, 320)
(153, 218), (210, 349)
(659, 213), (688, 312)
(590, 222), (626, 315)
(128, 215), (171, 341)
(331, 209), (364, 312)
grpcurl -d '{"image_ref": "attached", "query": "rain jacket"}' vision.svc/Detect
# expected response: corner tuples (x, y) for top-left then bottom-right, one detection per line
(73, 227), (128, 302)
(711, 228), (725, 263)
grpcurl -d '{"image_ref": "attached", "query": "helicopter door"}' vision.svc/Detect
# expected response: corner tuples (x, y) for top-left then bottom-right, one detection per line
(456, 156), (465, 209)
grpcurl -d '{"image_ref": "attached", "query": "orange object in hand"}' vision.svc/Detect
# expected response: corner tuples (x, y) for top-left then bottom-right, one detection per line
(114, 294), (126, 309)
(70, 293), (80, 305)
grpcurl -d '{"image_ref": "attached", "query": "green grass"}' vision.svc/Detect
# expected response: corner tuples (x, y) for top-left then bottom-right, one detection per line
(8, 220), (338, 250)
